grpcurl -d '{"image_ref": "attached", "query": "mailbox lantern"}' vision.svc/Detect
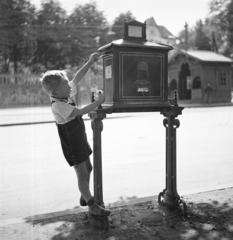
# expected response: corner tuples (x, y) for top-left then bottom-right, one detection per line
(98, 20), (173, 112)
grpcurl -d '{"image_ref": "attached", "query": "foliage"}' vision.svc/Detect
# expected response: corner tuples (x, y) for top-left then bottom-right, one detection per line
(194, 20), (211, 50)
(0, 0), (36, 73)
(176, 21), (211, 51)
(206, 0), (233, 56)
(0, 0), (232, 75)
(67, 2), (107, 64)
(176, 0), (233, 56)
(34, 0), (68, 68)
(176, 23), (196, 50)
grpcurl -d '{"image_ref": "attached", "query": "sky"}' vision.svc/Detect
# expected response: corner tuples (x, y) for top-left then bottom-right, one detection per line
(30, 0), (212, 36)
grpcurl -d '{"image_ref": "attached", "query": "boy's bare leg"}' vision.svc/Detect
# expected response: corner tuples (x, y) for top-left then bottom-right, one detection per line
(79, 158), (92, 206)
(74, 161), (110, 216)
(85, 158), (93, 185)
(74, 161), (92, 202)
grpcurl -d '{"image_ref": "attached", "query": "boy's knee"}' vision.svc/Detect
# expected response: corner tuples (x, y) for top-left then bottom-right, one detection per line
(86, 158), (93, 172)
(73, 158), (92, 174)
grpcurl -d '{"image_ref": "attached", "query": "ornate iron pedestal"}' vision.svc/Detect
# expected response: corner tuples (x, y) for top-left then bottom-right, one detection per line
(89, 109), (109, 230)
(159, 105), (187, 217)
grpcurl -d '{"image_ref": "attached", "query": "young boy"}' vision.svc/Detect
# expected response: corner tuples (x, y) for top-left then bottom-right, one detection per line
(41, 52), (110, 216)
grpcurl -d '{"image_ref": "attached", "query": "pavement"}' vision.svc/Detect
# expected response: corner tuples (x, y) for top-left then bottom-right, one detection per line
(1, 103), (233, 239)
(0, 187), (233, 240)
(0, 101), (232, 126)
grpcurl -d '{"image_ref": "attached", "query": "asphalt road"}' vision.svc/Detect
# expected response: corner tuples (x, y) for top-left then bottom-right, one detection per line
(0, 106), (233, 224)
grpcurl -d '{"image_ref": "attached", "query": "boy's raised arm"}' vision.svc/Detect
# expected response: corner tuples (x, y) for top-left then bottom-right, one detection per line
(72, 52), (99, 85)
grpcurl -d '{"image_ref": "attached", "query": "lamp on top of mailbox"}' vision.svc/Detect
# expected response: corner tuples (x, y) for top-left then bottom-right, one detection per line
(98, 20), (173, 113)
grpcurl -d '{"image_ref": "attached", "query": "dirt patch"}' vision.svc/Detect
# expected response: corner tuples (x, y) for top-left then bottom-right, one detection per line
(1, 188), (233, 240)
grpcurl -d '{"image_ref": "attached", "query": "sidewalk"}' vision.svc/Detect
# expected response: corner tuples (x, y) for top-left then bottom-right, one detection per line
(0, 102), (232, 126)
(178, 100), (233, 108)
(0, 106), (54, 126)
(1, 187), (233, 240)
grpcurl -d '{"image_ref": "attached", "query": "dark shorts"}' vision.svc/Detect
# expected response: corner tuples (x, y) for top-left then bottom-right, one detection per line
(56, 117), (92, 166)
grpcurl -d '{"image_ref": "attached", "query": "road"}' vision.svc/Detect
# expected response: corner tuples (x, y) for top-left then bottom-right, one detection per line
(0, 106), (233, 224)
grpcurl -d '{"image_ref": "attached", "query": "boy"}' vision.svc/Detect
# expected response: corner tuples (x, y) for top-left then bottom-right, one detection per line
(41, 52), (110, 216)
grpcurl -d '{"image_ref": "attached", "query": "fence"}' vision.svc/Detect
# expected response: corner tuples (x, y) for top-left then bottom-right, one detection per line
(0, 74), (50, 108)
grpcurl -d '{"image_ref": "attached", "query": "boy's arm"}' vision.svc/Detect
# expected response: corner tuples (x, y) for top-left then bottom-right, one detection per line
(72, 52), (99, 85)
(69, 92), (104, 117)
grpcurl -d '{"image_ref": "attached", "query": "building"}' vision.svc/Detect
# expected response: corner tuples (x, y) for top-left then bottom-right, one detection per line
(145, 17), (176, 46)
(168, 49), (233, 103)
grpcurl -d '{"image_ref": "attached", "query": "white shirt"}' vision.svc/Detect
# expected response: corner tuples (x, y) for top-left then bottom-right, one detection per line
(51, 80), (78, 124)
(51, 98), (76, 124)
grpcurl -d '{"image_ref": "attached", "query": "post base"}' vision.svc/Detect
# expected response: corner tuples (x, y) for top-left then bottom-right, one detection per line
(88, 213), (109, 231)
(158, 189), (187, 218)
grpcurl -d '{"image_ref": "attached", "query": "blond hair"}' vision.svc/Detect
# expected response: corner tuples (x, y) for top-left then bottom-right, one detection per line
(41, 70), (67, 95)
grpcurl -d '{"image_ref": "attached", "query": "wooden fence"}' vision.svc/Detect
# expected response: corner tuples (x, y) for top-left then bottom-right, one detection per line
(0, 74), (50, 108)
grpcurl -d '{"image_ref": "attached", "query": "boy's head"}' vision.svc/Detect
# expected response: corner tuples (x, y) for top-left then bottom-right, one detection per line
(41, 70), (71, 98)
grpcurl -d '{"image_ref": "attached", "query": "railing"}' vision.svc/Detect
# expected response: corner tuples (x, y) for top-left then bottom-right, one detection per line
(0, 74), (49, 107)
(0, 73), (41, 86)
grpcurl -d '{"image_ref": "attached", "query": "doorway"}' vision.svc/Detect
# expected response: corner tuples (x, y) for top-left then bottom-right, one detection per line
(178, 63), (191, 100)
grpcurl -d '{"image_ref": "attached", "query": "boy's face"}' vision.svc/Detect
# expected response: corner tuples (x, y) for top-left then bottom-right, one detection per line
(55, 78), (71, 99)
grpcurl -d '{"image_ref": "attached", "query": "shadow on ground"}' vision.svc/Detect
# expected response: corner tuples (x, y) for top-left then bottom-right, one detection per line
(25, 197), (233, 240)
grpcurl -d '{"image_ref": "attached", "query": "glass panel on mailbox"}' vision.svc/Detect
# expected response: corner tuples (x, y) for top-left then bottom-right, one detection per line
(121, 53), (162, 98)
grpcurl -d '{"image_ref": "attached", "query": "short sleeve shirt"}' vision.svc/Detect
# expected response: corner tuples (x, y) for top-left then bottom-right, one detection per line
(51, 98), (76, 124)
(50, 80), (79, 124)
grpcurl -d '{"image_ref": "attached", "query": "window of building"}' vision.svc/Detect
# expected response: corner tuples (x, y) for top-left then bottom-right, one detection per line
(192, 76), (201, 89)
(219, 71), (227, 86)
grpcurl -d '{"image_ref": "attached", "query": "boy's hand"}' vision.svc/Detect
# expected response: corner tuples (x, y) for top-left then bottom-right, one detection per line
(89, 52), (100, 65)
(96, 90), (105, 104)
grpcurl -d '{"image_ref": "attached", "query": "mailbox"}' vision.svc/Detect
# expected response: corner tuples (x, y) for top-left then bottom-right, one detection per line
(98, 20), (173, 112)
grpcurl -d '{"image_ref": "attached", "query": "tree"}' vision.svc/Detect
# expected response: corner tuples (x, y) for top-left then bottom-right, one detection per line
(176, 20), (212, 51)
(0, 0), (36, 73)
(36, 0), (67, 25)
(208, 0), (233, 56)
(176, 23), (196, 50)
(69, 1), (106, 26)
(67, 1), (107, 64)
(194, 20), (211, 50)
(225, 0), (233, 56)
(34, 0), (68, 68)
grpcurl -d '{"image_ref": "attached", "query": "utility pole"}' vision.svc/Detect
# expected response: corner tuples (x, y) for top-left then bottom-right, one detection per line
(184, 22), (188, 51)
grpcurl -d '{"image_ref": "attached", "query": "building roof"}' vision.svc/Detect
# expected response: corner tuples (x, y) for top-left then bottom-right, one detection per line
(169, 49), (233, 63)
(187, 50), (232, 62)
(145, 17), (176, 40)
(157, 25), (176, 39)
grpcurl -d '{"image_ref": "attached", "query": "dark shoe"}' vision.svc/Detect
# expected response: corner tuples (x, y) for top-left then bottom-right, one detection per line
(87, 197), (110, 216)
(80, 195), (87, 206)
(89, 203), (111, 216)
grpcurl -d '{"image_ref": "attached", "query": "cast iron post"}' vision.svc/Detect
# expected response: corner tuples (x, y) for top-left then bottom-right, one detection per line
(89, 108), (109, 230)
(159, 104), (187, 216)
(89, 109), (106, 206)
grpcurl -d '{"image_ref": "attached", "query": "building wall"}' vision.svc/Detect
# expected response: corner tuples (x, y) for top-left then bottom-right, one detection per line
(202, 64), (232, 103)
(168, 56), (232, 103)
(168, 56), (203, 101)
